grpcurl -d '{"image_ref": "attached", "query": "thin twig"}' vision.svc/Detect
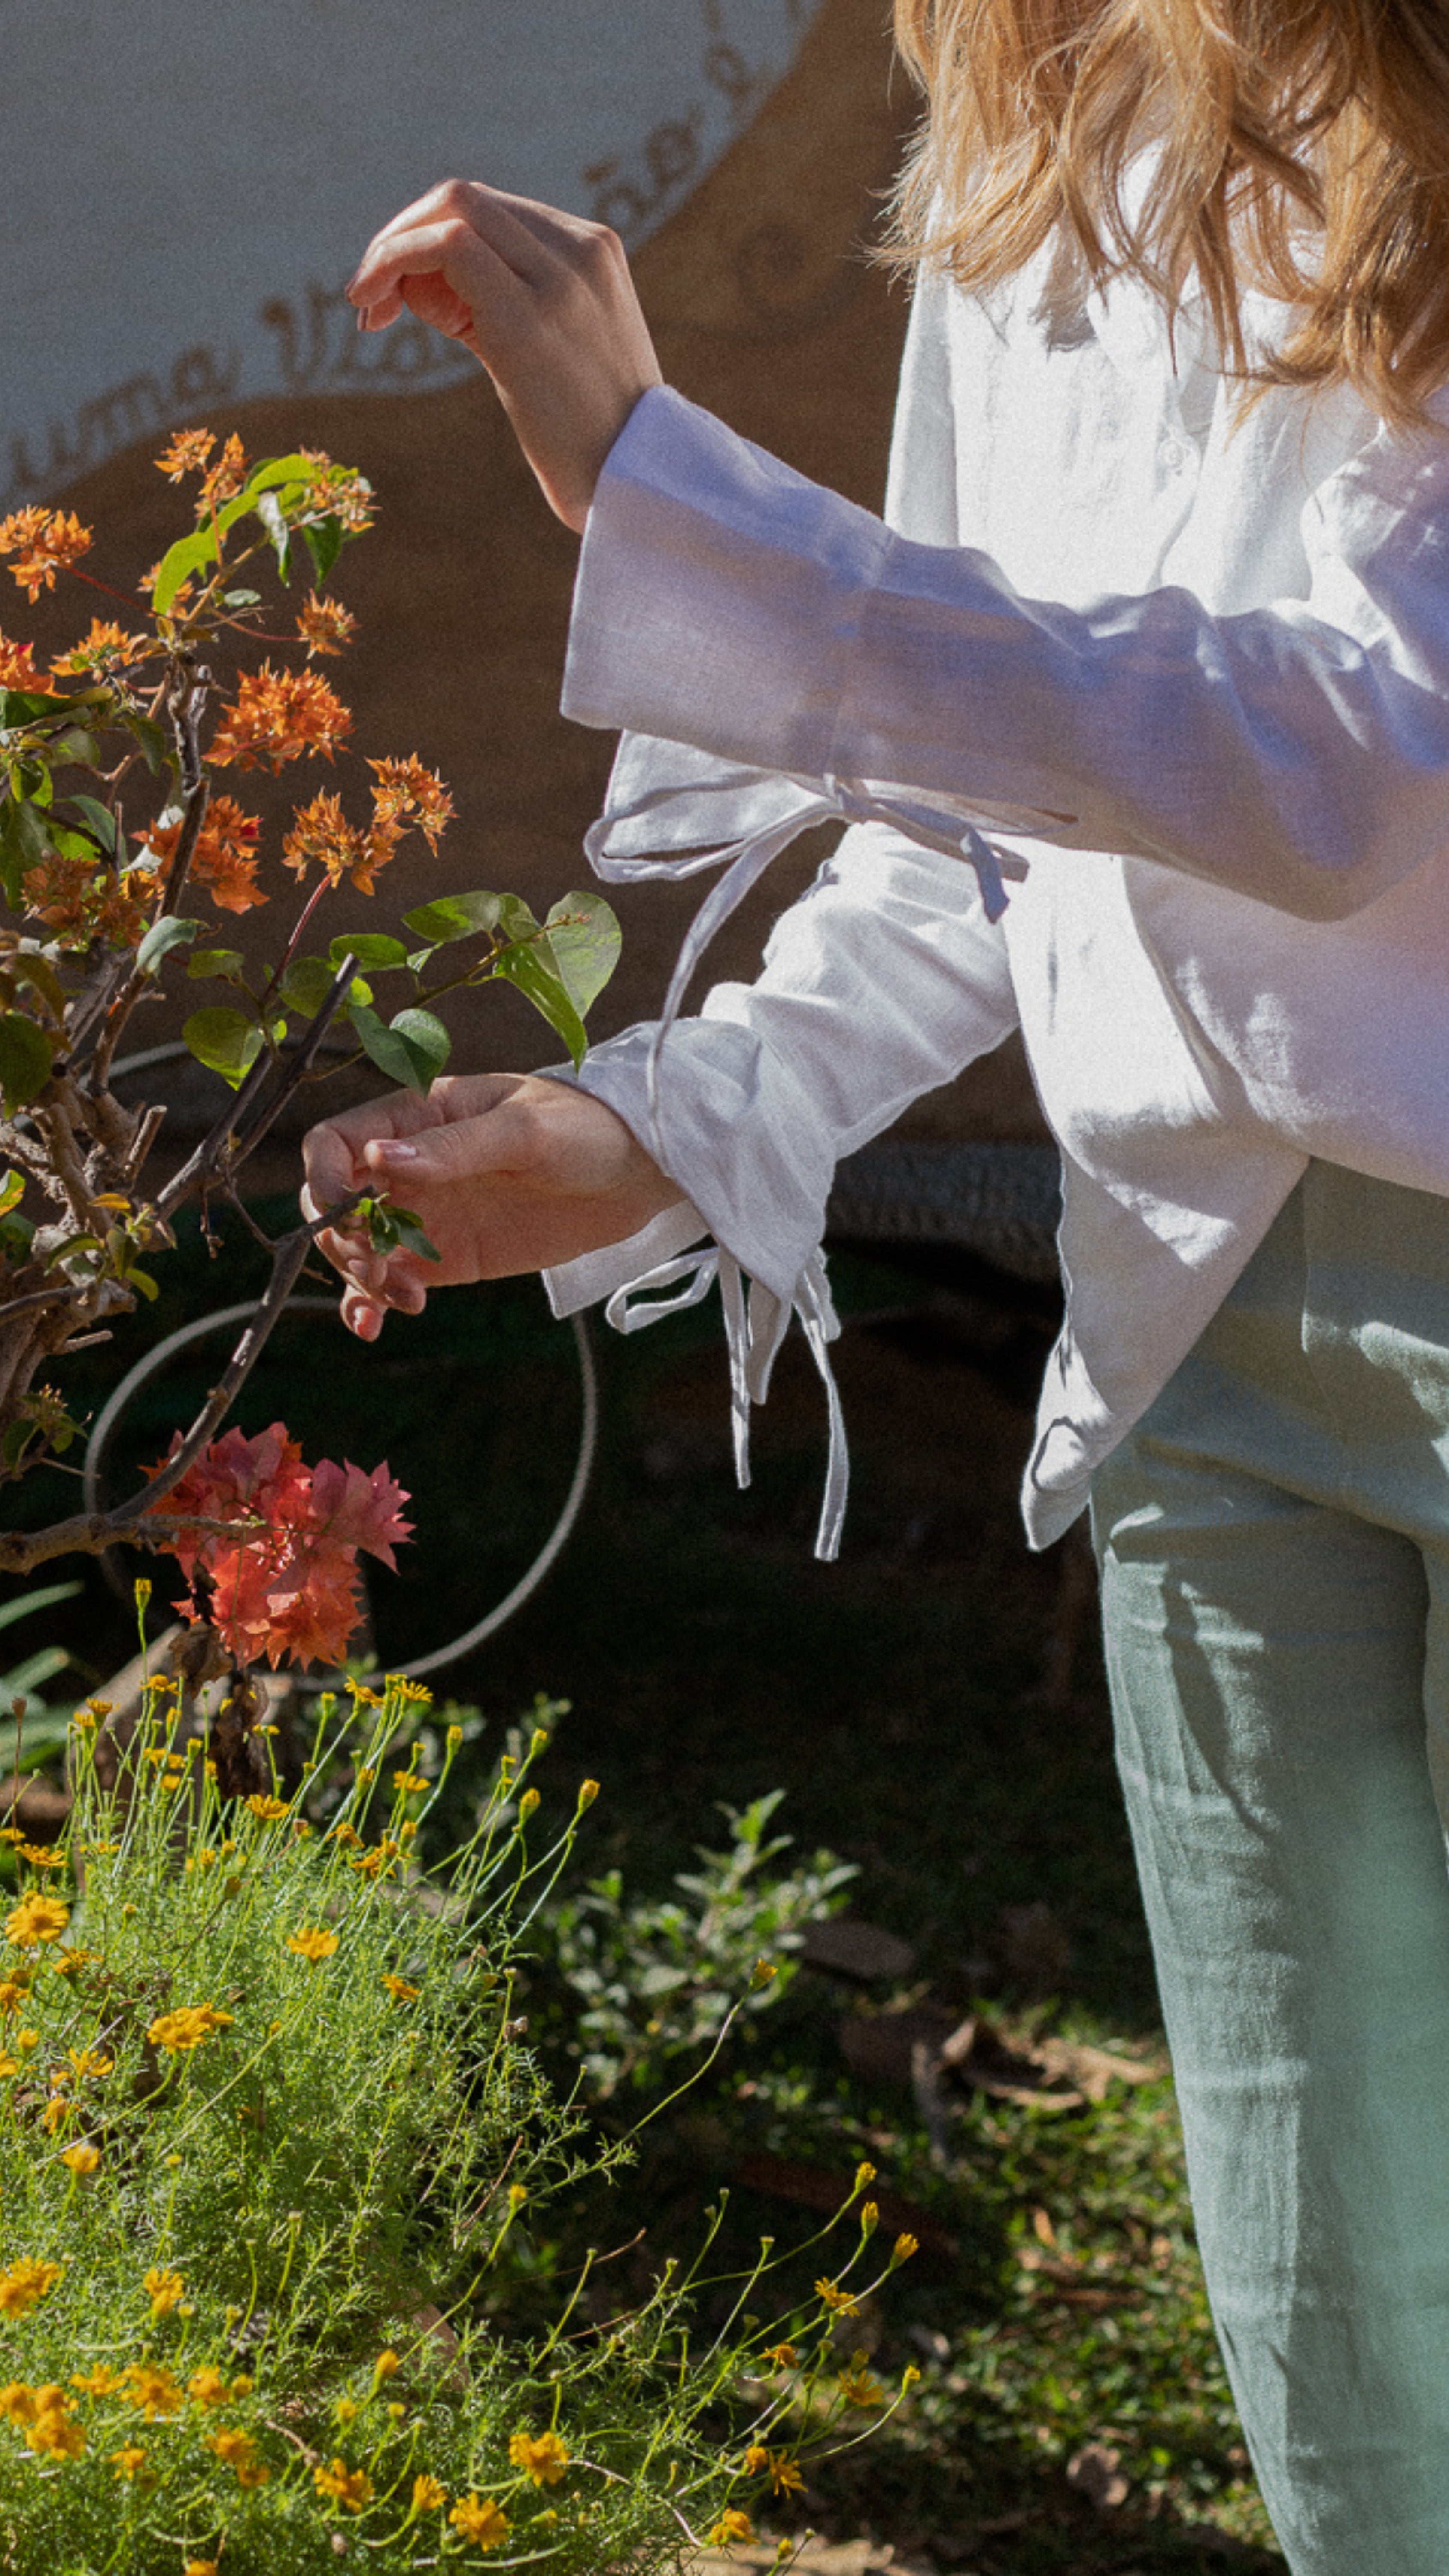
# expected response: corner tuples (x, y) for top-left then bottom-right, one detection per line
(155, 951), (359, 1219)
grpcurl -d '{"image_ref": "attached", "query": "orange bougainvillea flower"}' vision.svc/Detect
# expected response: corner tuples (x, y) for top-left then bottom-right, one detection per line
(52, 617), (148, 677)
(282, 788), (397, 896)
(148, 1422), (412, 1671)
(199, 433), (249, 510)
(368, 756), (455, 853)
(0, 507), (91, 601)
(141, 791), (264, 915)
(296, 590), (356, 658)
(208, 663), (351, 771)
(23, 853), (159, 953)
(0, 630), (46, 690)
(154, 427), (216, 482)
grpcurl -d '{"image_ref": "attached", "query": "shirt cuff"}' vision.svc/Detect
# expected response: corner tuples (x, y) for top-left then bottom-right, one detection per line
(542, 1196), (711, 1320)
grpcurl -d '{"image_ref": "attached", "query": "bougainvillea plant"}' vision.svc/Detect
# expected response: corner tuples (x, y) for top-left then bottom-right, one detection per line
(0, 435), (620, 1671)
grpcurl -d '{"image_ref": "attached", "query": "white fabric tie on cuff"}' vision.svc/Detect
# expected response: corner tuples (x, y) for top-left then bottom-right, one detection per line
(582, 753), (1045, 1563)
(604, 1239), (849, 1561)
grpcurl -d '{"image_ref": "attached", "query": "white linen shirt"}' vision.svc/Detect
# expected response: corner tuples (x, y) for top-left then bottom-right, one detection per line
(543, 245), (1449, 1550)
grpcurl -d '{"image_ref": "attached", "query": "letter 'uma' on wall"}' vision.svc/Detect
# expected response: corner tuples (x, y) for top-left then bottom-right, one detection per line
(1, 0), (822, 509)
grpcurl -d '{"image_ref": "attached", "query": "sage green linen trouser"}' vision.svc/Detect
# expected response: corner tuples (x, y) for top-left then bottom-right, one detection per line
(1090, 1160), (1449, 2576)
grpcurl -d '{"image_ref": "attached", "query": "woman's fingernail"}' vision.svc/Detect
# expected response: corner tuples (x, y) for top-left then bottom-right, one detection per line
(373, 1139), (418, 1166)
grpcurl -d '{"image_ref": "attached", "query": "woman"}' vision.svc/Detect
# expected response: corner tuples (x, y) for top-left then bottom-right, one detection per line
(303, 6), (1449, 2563)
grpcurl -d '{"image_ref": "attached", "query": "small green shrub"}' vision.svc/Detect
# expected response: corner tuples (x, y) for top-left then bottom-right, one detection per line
(0, 1677), (911, 2574)
(544, 1792), (857, 2098)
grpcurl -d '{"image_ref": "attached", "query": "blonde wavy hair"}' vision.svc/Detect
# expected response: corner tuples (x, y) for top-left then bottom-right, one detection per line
(887, 0), (1449, 428)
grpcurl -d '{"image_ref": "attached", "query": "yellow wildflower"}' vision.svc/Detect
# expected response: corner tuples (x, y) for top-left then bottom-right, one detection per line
(762, 2341), (798, 2368)
(231, 2373), (254, 2397)
(53, 1947), (94, 1980)
(373, 2348), (400, 2380)
(413, 2471), (447, 2510)
(742, 2444), (769, 2474)
(41, 2098), (71, 2135)
(0, 2055), (16, 2080)
(16, 2029), (37, 2052)
(508, 2427), (570, 2486)
(0, 2257), (61, 2318)
(854, 2160), (878, 2192)
(860, 2200), (880, 2236)
(328, 1821), (361, 1848)
(0, 2382), (36, 2425)
(6, 1893), (69, 1948)
(66, 2046), (112, 2081)
(746, 2447), (804, 2497)
(286, 1925), (339, 1964)
(336, 2396), (358, 2424)
(187, 2366), (229, 2408)
(815, 2277), (860, 2316)
(448, 2493), (510, 2549)
(837, 2351), (886, 2408)
(382, 1974), (419, 2005)
(708, 2510), (755, 2548)
(245, 1794), (289, 1822)
(892, 2232), (920, 2266)
(184, 2561), (220, 2576)
(18, 1842), (64, 1870)
(27, 2389), (84, 2458)
(578, 1778), (600, 1807)
(313, 2456), (374, 2511)
(207, 2426), (268, 2484)
(123, 2362), (184, 2420)
(71, 2366), (122, 2396)
(144, 2266), (185, 2319)
(0, 1979), (28, 2014)
(392, 1770), (427, 1795)
(148, 2004), (234, 2054)
(111, 2442), (149, 2481)
(61, 2142), (100, 2175)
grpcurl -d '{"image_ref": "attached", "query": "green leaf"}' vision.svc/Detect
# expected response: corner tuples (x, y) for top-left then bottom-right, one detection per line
(303, 517), (346, 589)
(65, 794), (117, 854)
(0, 795), (49, 911)
(544, 892), (621, 1019)
(493, 942), (589, 1070)
(44, 1233), (101, 1270)
(49, 730), (101, 769)
(0, 1170), (22, 1215)
(9, 952), (66, 1019)
(124, 714), (172, 776)
(127, 1267), (160, 1301)
(280, 954), (371, 1018)
(0, 1213), (34, 1261)
(401, 890), (525, 948)
(0, 689), (83, 730)
(254, 489), (291, 584)
(151, 453), (322, 612)
(349, 1002), (450, 1094)
(187, 947), (246, 983)
(182, 1005), (264, 1088)
(0, 1579), (82, 1637)
(0, 1013), (52, 1109)
(136, 914), (202, 977)
(386, 1204), (443, 1265)
(329, 933), (408, 972)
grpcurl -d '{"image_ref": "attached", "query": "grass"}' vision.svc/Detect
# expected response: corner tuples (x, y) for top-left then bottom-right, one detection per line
(2, 1202), (1286, 2570)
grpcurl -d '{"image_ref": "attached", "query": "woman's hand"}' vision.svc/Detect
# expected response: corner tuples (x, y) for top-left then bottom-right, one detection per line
(347, 179), (663, 531)
(301, 1073), (684, 1341)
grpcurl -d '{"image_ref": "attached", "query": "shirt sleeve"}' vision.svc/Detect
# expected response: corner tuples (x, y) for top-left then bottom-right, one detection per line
(563, 362), (1449, 927)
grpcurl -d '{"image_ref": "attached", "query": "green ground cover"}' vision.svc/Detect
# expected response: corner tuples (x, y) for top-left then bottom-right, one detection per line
(3, 1207), (1285, 2570)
